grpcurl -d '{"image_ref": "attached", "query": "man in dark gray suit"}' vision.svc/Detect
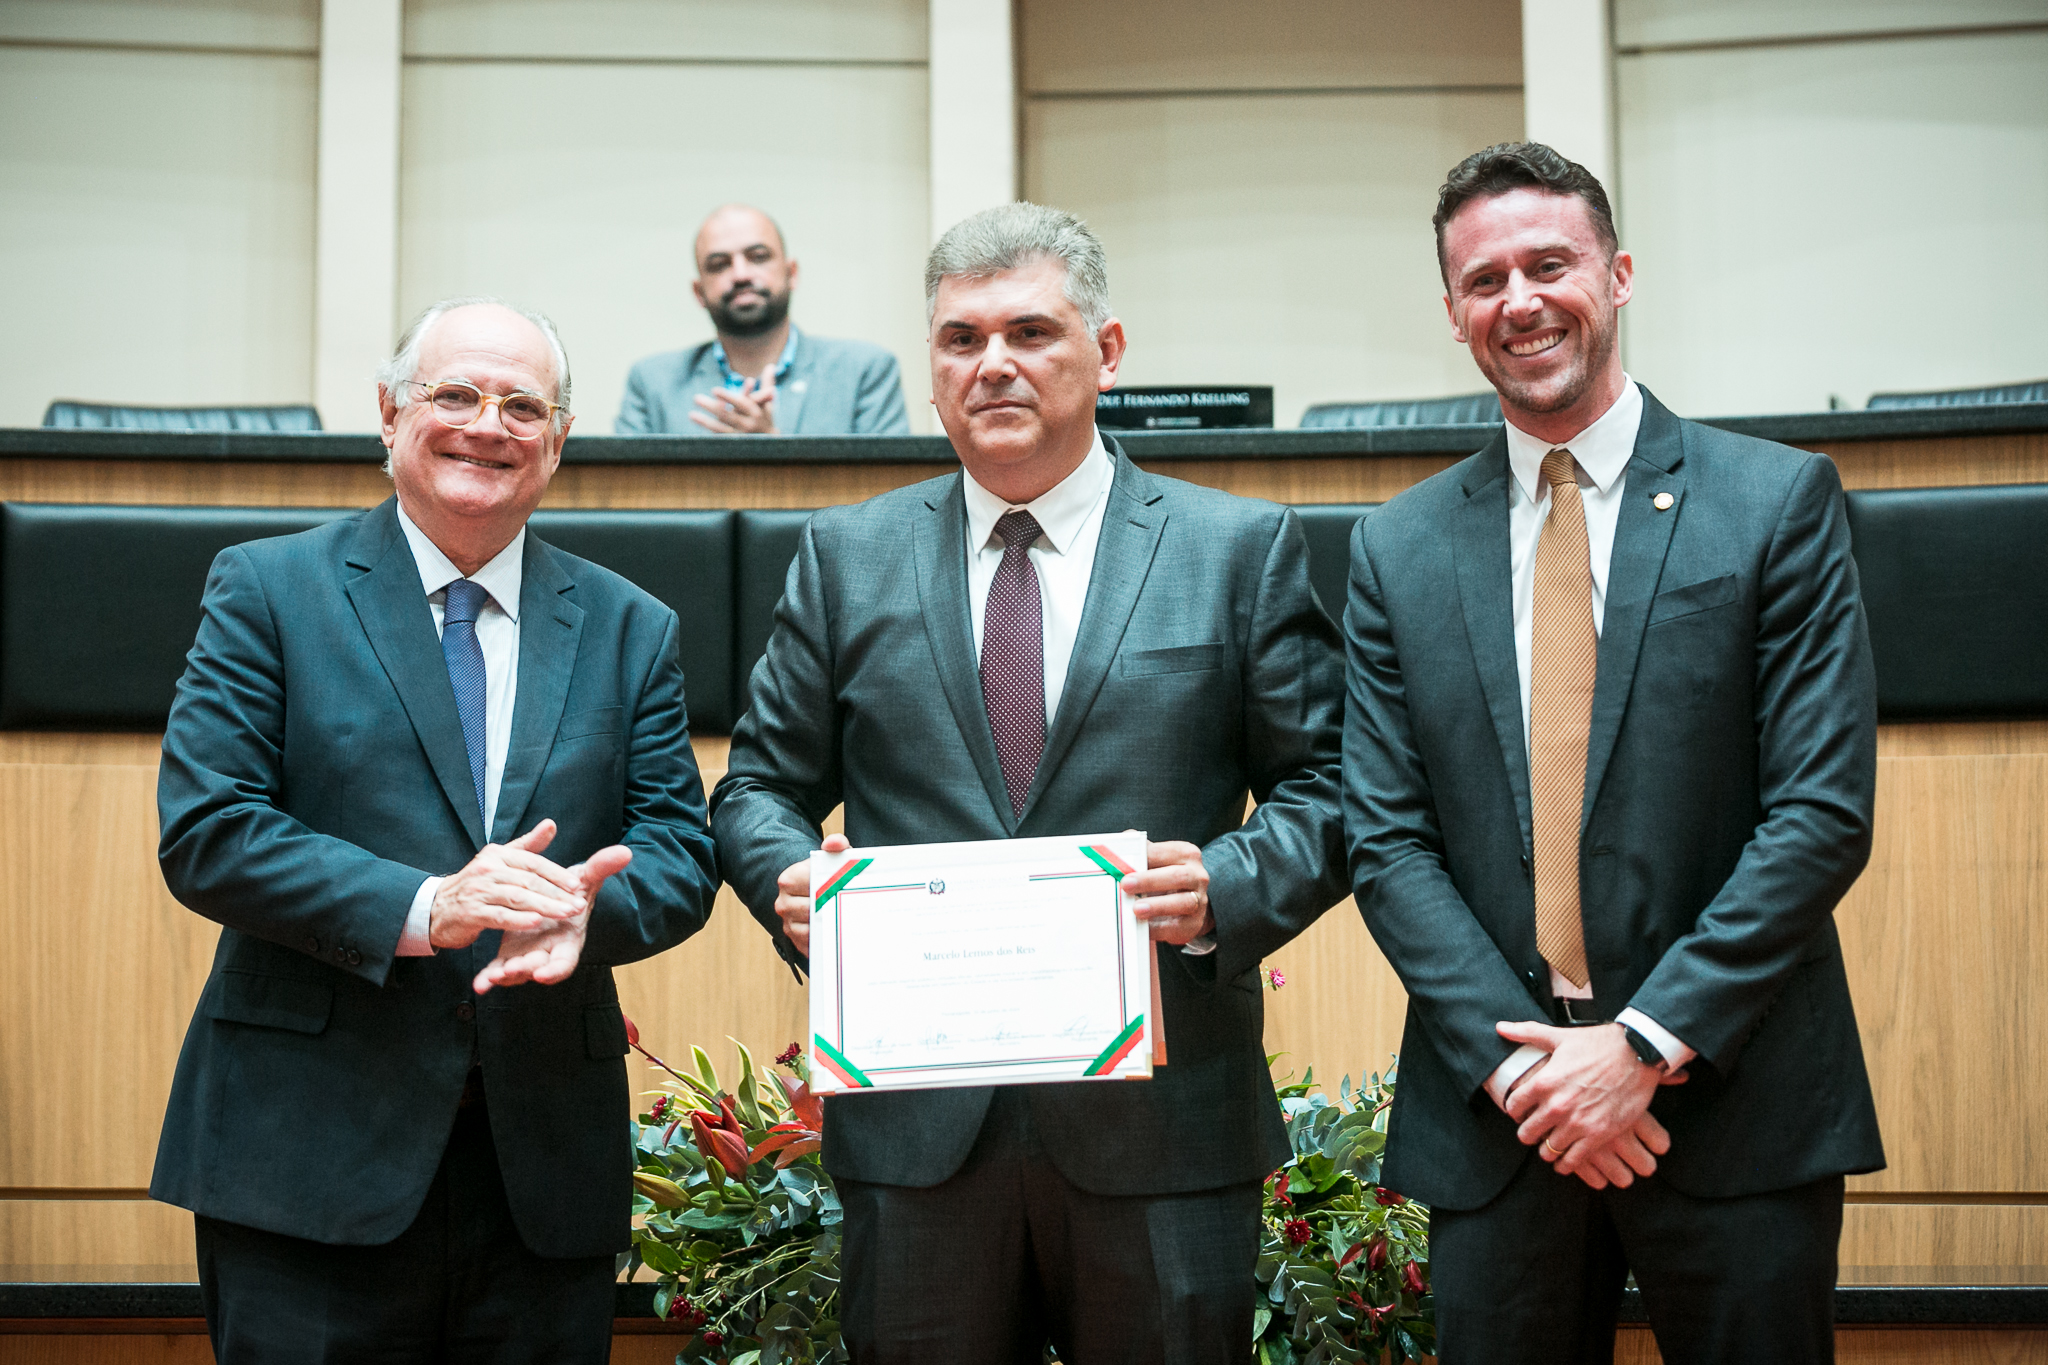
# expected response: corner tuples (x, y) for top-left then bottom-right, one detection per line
(711, 202), (1346, 1363)
(152, 299), (721, 1362)
(1344, 142), (1884, 1363)
(616, 203), (911, 436)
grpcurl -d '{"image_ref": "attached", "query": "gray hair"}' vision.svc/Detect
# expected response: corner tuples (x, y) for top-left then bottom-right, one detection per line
(376, 296), (573, 428)
(924, 202), (1112, 334)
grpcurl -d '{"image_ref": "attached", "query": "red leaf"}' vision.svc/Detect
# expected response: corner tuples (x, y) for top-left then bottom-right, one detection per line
(772, 1137), (822, 1168)
(622, 1013), (641, 1048)
(777, 1073), (824, 1132)
(1338, 1241), (1363, 1270)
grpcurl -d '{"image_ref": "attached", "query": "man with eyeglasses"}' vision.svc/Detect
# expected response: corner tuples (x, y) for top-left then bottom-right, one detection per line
(616, 203), (912, 436)
(151, 297), (720, 1363)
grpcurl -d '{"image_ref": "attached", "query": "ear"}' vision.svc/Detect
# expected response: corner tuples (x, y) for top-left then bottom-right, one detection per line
(1095, 317), (1127, 391)
(691, 277), (709, 309)
(544, 412), (574, 476)
(785, 257), (801, 291)
(1443, 292), (1469, 346)
(378, 384), (402, 448)
(1609, 249), (1634, 310)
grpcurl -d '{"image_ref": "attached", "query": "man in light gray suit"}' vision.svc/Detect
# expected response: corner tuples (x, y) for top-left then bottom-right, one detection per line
(710, 202), (1346, 1363)
(616, 204), (910, 436)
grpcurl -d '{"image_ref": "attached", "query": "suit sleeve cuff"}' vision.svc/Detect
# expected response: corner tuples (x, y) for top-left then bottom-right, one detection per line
(1483, 1043), (1547, 1110)
(1616, 1006), (1695, 1071)
(397, 876), (440, 957)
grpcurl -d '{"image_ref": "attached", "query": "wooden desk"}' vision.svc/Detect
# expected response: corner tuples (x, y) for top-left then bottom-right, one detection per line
(3, 410), (2045, 1292)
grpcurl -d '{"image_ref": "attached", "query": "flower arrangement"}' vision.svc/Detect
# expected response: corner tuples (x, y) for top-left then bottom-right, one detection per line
(1256, 1063), (1434, 1363)
(621, 1019), (1430, 1365)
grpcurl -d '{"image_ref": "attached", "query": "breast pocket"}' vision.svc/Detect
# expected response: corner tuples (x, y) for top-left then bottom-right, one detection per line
(1120, 642), (1229, 678)
(1647, 573), (1739, 627)
(557, 706), (623, 741)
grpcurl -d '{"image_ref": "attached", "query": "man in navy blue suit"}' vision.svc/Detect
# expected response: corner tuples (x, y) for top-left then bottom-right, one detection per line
(151, 298), (720, 1363)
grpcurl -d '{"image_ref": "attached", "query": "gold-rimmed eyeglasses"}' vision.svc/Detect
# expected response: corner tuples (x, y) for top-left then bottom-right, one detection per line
(404, 380), (565, 439)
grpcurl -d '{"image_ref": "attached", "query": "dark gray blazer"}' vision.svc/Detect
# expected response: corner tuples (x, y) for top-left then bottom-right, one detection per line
(151, 497), (720, 1255)
(1343, 386), (1885, 1211)
(615, 329), (911, 436)
(710, 443), (1347, 1195)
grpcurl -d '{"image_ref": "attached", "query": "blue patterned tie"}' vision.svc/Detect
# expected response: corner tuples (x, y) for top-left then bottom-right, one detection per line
(441, 578), (490, 828)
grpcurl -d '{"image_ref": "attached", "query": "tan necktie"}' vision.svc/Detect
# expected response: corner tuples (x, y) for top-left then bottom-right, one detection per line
(1530, 449), (1595, 988)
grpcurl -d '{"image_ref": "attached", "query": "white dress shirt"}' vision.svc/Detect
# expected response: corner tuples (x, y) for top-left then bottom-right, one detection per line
(1485, 379), (1694, 1104)
(394, 505), (525, 956)
(960, 432), (1216, 956)
(962, 429), (1114, 721)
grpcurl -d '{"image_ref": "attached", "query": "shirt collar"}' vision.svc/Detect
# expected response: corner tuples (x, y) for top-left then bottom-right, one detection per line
(713, 326), (800, 389)
(395, 501), (524, 623)
(961, 428), (1112, 558)
(1504, 374), (1644, 504)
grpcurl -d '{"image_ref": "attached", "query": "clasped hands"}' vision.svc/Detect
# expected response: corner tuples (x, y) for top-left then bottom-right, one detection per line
(690, 376), (777, 434)
(773, 833), (1213, 956)
(429, 818), (633, 994)
(1495, 1019), (1690, 1191)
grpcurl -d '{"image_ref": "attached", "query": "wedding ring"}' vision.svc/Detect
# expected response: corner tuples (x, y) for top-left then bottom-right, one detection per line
(1540, 1137), (1562, 1157)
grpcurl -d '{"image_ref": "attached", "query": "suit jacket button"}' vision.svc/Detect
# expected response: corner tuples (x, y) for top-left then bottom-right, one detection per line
(305, 935), (321, 954)
(455, 1001), (475, 1022)
(346, 949), (363, 966)
(1525, 968), (1539, 983)
(333, 946), (346, 963)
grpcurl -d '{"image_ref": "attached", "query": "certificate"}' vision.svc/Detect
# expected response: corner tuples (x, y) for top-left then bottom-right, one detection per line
(807, 832), (1155, 1094)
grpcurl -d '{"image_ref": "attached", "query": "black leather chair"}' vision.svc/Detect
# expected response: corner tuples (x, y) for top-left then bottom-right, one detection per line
(1866, 380), (2048, 409)
(0, 504), (350, 728)
(733, 510), (817, 711)
(1845, 484), (2048, 719)
(42, 401), (325, 432)
(1, 504), (740, 733)
(1290, 505), (1379, 622)
(1300, 393), (1501, 429)
(527, 510), (736, 734)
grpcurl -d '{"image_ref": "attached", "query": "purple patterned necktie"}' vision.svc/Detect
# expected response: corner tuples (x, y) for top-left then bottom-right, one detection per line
(981, 509), (1045, 817)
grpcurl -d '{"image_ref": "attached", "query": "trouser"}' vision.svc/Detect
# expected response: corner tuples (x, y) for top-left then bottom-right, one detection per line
(1430, 1155), (1844, 1365)
(836, 1087), (1264, 1365)
(195, 1099), (617, 1365)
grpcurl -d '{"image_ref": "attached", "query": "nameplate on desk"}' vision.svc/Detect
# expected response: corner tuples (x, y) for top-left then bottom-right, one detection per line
(1096, 386), (1274, 430)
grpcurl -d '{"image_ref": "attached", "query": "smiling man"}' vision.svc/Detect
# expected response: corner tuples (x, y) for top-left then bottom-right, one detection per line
(616, 203), (911, 436)
(711, 202), (1347, 1363)
(152, 298), (720, 1363)
(1341, 143), (1884, 1362)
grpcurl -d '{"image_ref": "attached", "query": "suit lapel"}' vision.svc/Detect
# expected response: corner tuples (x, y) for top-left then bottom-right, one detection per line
(1029, 447), (1165, 816)
(1583, 388), (1687, 824)
(1452, 434), (1534, 850)
(341, 498), (488, 849)
(776, 340), (811, 431)
(491, 533), (584, 843)
(912, 475), (1018, 830)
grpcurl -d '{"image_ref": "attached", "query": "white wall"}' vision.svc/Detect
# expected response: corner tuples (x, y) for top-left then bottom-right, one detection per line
(1615, 6), (2048, 414)
(0, 3), (319, 427)
(1020, 0), (1523, 427)
(397, 0), (933, 433)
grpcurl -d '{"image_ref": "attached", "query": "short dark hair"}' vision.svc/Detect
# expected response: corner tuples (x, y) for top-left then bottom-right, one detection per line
(1433, 141), (1617, 286)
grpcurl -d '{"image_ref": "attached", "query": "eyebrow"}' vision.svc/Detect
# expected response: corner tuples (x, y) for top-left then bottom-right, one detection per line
(1460, 239), (1580, 284)
(936, 312), (1062, 332)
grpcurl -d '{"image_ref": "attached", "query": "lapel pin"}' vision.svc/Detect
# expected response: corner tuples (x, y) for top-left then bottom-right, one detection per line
(1653, 492), (1674, 511)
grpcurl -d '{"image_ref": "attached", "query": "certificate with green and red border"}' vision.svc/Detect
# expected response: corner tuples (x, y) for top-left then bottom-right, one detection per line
(807, 832), (1154, 1094)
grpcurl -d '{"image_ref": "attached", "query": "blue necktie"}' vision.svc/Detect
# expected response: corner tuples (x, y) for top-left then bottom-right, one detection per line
(441, 579), (490, 829)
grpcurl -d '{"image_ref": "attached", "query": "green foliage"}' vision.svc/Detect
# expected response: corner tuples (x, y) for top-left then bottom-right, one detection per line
(1253, 1060), (1433, 1364)
(627, 1047), (1429, 1365)
(626, 1043), (843, 1364)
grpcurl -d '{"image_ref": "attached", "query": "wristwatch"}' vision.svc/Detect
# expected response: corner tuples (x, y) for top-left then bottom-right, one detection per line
(1621, 1023), (1668, 1072)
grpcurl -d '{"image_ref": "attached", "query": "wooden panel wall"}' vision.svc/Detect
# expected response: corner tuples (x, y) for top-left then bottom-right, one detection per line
(2, 431), (2043, 1288)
